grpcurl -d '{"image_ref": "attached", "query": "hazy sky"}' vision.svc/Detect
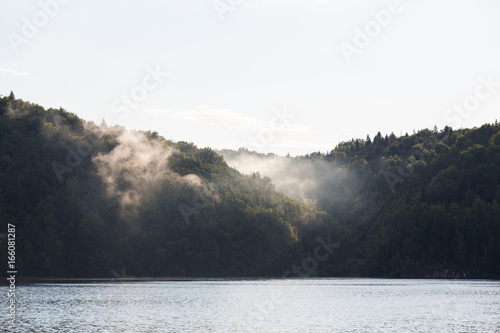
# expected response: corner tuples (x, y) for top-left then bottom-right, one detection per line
(2, 0), (499, 155)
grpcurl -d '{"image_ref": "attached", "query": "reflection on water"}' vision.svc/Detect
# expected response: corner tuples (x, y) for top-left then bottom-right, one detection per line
(2, 279), (500, 332)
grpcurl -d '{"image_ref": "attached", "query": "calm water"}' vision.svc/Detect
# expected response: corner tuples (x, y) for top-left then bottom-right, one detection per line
(3, 279), (500, 332)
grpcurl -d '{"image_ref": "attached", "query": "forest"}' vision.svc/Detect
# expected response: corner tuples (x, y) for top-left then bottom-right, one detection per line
(1, 94), (499, 279)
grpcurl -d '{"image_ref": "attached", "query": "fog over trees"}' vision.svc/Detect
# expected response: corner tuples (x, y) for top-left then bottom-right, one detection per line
(1, 96), (499, 278)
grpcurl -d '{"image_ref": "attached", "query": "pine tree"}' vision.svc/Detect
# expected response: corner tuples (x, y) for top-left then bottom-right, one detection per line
(9, 91), (15, 100)
(389, 132), (396, 145)
(374, 132), (382, 154)
(366, 135), (372, 146)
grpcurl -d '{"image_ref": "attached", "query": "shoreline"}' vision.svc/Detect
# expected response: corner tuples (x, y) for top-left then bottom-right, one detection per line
(9, 276), (500, 284)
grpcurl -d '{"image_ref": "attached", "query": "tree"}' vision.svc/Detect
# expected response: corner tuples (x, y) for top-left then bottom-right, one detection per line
(389, 132), (396, 145)
(374, 132), (382, 154)
(366, 135), (372, 146)
(9, 91), (15, 100)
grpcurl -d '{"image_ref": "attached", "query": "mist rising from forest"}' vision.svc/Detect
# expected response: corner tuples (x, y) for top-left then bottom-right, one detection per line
(88, 126), (213, 216)
(219, 150), (358, 205)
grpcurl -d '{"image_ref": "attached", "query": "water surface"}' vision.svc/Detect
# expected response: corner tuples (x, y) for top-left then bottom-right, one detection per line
(3, 279), (500, 332)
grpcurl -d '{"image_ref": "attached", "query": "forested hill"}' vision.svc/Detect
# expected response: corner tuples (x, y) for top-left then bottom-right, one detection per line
(221, 123), (500, 278)
(0, 96), (348, 278)
(323, 124), (500, 277)
(1, 94), (499, 279)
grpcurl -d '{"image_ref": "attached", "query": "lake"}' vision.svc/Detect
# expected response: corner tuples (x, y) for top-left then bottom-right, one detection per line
(3, 279), (500, 332)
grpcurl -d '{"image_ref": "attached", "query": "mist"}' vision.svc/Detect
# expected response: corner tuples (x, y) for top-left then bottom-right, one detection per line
(218, 150), (359, 208)
(91, 128), (208, 216)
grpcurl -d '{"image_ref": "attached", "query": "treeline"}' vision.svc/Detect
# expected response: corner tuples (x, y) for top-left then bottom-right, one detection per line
(222, 123), (500, 277)
(323, 124), (500, 277)
(1, 94), (499, 278)
(0, 96), (349, 278)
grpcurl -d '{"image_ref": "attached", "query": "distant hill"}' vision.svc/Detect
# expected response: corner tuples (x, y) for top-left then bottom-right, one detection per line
(1, 95), (499, 278)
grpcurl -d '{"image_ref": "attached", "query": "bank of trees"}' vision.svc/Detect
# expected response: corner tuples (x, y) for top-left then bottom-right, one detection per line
(283, 123), (500, 277)
(0, 96), (347, 277)
(0, 95), (498, 278)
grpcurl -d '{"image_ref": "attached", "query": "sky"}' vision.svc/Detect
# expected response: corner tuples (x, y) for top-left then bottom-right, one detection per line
(1, 0), (500, 156)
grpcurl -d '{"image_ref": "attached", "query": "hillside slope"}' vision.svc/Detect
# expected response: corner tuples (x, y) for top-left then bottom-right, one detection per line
(1, 95), (499, 278)
(0, 96), (347, 278)
(220, 124), (500, 277)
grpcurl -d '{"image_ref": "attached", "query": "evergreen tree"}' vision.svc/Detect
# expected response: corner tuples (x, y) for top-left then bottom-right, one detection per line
(389, 132), (396, 145)
(374, 131), (382, 154)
